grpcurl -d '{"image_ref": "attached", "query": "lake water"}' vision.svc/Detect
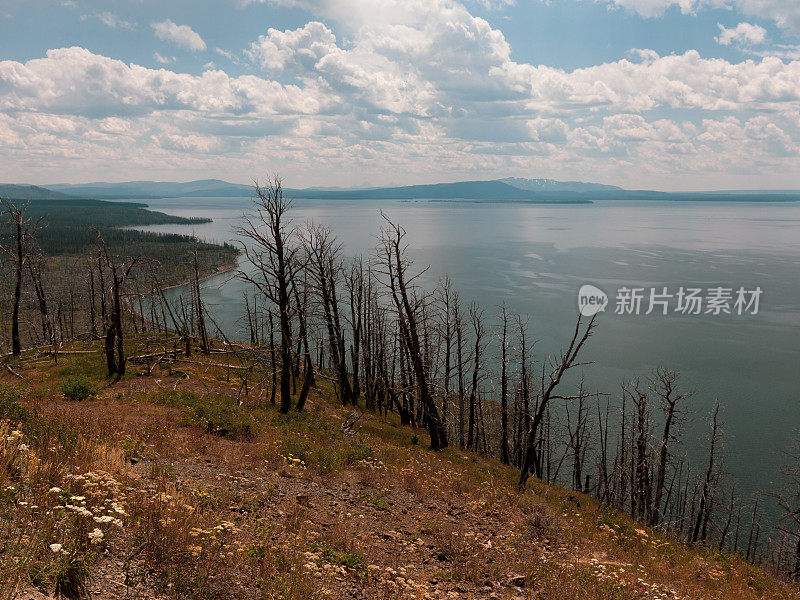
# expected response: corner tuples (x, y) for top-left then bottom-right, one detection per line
(134, 196), (800, 506)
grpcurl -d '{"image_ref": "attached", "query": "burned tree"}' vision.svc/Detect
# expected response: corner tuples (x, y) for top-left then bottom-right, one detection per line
(649, 367), (692, 525)
(304, 223), (354, 405)
(237, 178), (301, 413)
(378, 217), (447, 450)
(776, 432), (800, 580)
(94, 231), (143, 377)
(467, 302), (485, 451)
(498, 300), (511, 465)
(0, 199), (41, 355)
(519, 314), (596, 488)
(691, 401), (723, 544)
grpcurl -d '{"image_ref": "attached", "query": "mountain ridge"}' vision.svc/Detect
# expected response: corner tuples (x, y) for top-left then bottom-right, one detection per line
(5, 179), (800, 203)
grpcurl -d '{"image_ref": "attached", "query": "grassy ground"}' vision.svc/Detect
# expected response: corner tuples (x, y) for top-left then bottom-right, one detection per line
(0, 337), (797, 600)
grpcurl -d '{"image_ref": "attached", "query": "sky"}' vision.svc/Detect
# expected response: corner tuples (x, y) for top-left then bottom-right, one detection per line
(1, 0), (800, 190)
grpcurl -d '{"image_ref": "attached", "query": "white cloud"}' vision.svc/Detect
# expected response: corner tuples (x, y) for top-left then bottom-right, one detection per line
(0, 47), (320, 117)
(151, 19), (207, 52)
(2, 0), (800, 188)
(603, 0), (703, 19)
(153, 52), (173, 64)
(716, 22), (767, 46)
(599, 0), (800, 35)
(81, 12), (136, 30)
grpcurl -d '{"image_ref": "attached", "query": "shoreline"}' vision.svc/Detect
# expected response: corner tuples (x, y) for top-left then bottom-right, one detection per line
(159, 253), (241, 292)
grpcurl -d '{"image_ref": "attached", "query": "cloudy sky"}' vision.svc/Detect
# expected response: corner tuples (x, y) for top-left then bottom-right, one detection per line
(1, 0), (799, 190)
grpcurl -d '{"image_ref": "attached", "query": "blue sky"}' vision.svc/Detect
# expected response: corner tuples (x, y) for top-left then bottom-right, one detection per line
(1, 0), (799, 190)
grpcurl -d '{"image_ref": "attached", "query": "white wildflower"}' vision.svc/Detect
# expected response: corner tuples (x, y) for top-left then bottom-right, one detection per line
(94, 515), (114, 524)
(88, 528), (104, 544)
(49, 543), (62, 553)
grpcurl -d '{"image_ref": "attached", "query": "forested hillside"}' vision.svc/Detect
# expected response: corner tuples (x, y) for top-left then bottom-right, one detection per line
(0, 196), (238, 353)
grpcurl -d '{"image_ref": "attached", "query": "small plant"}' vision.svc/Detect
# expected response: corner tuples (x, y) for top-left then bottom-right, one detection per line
(321, 546), (365, 573)
(0, 388), (30, 422)
(192, 401), (256, 440)
(361, 493), (390, 512)
(59, 376), (97, 402)
(343, 442), (373, 465)
(53, 553), (93, 600)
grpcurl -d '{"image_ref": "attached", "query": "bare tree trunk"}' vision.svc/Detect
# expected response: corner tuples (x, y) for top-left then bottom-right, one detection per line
(0, 200), (39, 356)
(379, 217), (447, 450)
(237, 178), (299, 414)
(499, 301), (510, 464)
(692, 402), (721, 544)
(519, 315), (596, 489)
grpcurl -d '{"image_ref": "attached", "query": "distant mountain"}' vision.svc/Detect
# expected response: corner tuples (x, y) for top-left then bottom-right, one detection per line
(501, 177), (623, 193)
(48, 179), (253, 199)
(0, 184), (77, 201)
(290, 180), (592, 203)
(21, 179), (800, 204)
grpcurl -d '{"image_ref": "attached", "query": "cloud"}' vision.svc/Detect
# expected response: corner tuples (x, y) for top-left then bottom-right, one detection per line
(151, 19), (207, 52)
(598, 0), (800, 36)
(716, 22), (767, 46)
(2, 0), (800, 188)
(80, 12), (136, 30)
(0, 47), (320, 118)
(153, 52), (174, 64)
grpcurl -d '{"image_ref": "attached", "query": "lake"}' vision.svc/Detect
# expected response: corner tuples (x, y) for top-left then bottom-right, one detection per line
(134, 195), (800, 507)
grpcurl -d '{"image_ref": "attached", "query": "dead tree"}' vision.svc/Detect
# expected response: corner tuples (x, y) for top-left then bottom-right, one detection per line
(498, 300), (511, 464)
(192, 240), (210, 353)
(436, 277), (456, 435)
(289, 259), (314, 412)
(345, 257), (364, 405)
(692, 401), (722, 544)
(565, 376), (591, 492)
(454, 292), (466, 447)
(649, 367), (692, 525)
(629, 381), (652, 521)
(94, 231), (143, 377)
(514, 314), (532, 466)
(519, 314), (596, 489)
(237, 178), (300, 413)
(775, 431), (800, 579)
(378, 217), (447, 450)
(467, 302), (485, 451)
(304, 223), (354, 405)
(0, 199), (41, 355)
(27, 250), (54, 347)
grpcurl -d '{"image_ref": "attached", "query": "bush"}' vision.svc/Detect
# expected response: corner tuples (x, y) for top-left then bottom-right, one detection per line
(0, 388), (30, 423)
(192, 401), (256, 440)
(59, 376), (97, 402)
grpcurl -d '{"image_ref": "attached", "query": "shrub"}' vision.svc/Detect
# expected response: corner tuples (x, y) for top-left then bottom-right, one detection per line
(59, 376), (97, 402)
(56, 353), (106, 380)
(149, 389), (201, 408)
(0, 388), (30, 423)
(53, 554), (94, 600)
(280, 439), (310, 464)
(192, 401), (256, 440)
(321, 546), (365, 573)
(343, 443), (373, 466)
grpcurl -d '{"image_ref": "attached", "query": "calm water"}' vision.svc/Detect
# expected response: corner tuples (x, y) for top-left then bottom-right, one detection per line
(134, 196), (800, 505)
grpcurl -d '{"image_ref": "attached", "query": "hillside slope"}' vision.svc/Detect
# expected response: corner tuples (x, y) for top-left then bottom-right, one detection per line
(0, 184), (77, 201)
(1, 340), (796, 600)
